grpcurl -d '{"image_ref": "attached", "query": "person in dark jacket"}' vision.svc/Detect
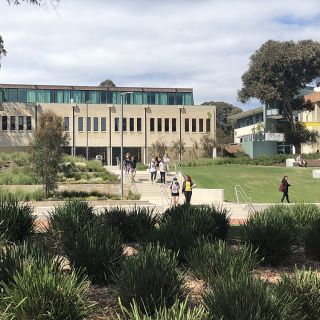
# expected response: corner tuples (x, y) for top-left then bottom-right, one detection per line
(182, 175), (193, 204)
(280, 175), (291, 203)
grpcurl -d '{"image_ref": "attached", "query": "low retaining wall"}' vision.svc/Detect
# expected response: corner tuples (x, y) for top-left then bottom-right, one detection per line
(192, 188), (224, 204)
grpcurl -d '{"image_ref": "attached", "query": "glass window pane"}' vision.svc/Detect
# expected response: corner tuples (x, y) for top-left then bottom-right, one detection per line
(137, 118), (142, 132)
(37, 90), (50, 103)
(134, 93), (143, 104)
(185, 118), (189, 132)
(150, 118), (154, 132)
(115, 118), (119, 131)
(192, 118), (196, 132)
(157, 118), (162, 132)
(165, 118), (169, 132)
(130, 118), (134, 131)
(57, 91), (64, 103)
(78, 117), (83, 131)
(199, 119), (204, 132)
(18, 116), (24, 130)
(148, 93), (155, 104)
(73, 91), (82, 104)
(101, 117), (106, 131)
(168, 93), (175, 105)
(94, 117), (99, 131)
(64, 91), (71, 103)
(90, 91), (100, 104)
(27, 90), (37, 103)
(2, 116), (7, 130)
(112, 92), (121, 104)
(87, 117), (91, 131)
(101, 92), (107, 104)
(26, 116), (32, 130)
(18, 89), (27, 102)
(125, 93), (133, 104)
(176, 93), (183, 105)
(0, 89), (4, 102)
(159, 93), (168, 105)
(64, 117), (69, 131)
(172, 118), (176, 132)
(8, 89), (18, 102)
(206, 119), (211, 132)
(10, 116), (16, 130)
(123, 118), (127, 131)
(183, 93), (193, 105)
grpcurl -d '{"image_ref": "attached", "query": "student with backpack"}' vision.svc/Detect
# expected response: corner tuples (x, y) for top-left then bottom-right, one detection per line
(169, 177), (180, 207)
(149, 158), (157, 183)
(279, 175), (291, 203)
(182, 175), (193, 204)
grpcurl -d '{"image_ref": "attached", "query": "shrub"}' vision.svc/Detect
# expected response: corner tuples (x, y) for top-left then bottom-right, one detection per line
(290, 203), (320, 244)
(0, 196), (35, 243)
(115, 243), (185, 315)
(1, 258), (92, 320)
(304, 217), (320, 260)
(276, 268), (320, 320)
(64, 222), (124, 284)
(151, 205), (230, 260)
(0, 240), (56, 288)
(99, 206), (159, 243)
(203, 273), (292, 320)
(47, 200), (95, 251)
(242, 206), (296, 266)
(186, 240), (257, 282)
(118, 297), (208, 320)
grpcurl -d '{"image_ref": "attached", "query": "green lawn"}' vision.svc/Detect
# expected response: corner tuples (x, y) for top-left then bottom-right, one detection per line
(183, 164), (320, 203)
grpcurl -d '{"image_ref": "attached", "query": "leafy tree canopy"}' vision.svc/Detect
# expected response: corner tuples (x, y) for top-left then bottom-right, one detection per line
(238, 40), (320, 152)
(99, 79), (116, 88)
(0, 36), (6, 66)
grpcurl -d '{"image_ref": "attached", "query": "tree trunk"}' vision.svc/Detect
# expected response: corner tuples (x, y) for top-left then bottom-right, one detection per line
(294, 142), (301, 154)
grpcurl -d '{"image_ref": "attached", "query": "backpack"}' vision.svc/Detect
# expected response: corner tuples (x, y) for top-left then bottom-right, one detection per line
(171, 182), (179, 193)
(278, 183), (284, 192)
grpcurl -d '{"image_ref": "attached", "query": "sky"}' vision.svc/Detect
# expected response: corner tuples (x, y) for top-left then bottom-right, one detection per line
(0, 0), (320, 109)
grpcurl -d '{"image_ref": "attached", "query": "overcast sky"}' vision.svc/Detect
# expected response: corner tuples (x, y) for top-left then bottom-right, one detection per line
(0, 0), (320, 108)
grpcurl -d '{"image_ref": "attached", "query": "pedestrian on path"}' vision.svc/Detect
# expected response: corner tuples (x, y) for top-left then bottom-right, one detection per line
(163, 153), (171, 175)
(124, 153), (131, 174)
(280, 175), (291, 203)
(130, 155), (137, 182)
(149, 158), (157, 183)
(159, 159), (167, 183)
(182, 175), (193, 204)
(169, 177), (180, 207)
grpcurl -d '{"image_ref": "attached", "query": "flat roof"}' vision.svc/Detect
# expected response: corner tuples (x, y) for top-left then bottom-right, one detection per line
(0, 83), (193, 93)
(228, 106), (263, 121)
(305, 91), (320, 103)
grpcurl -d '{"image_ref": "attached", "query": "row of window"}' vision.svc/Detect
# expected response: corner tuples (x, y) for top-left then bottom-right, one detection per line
(0, 88), (193, 106)
(63, 117), (211, 134)
(0, 116), (32, 131)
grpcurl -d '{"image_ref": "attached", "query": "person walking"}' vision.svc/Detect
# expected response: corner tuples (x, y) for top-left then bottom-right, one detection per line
(124, 153), (131, 174)
(149, 158), (157, 183)
(182, 175), (193, 204)
(130, 155), (137, 182)
(280, 175), (291, 203)
(163, 153), (171, 175)
(159, 159), (167, 183)
(169, 177), (180, 207)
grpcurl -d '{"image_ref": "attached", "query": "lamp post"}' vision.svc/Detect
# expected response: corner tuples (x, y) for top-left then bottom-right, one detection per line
(120, 92), (133, 198)
(35, 102), (40, 131)
(178, 105), (184, 162)
(86, 100), (92, 160)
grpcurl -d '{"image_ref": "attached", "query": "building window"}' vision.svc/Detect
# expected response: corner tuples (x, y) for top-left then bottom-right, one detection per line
(94, 117), (99, 132)
(18, 116), (24, 131)
(157, 118), (162, 132)
(150, 118), (155, 132)
(26, 116), (32, 131)
(78, 117), (83, 131)
(130, 118), (134, 132)
(192, 118), (196, 132)
(101, 117), (106, 131)
(165, 118), (169, 132)
(123, 118), (127, 131)
(64, 117), (69, 131)
(206, 119), (211, 132)
(137, 118), (142, 132)
(2, 116), (7, 130)
(10, 116), (16, 131)
(185, 118), (189, 132)
(115, 118), (119, 132)
(199, 119), (203, 132)
(172, 118), (176, 132)
(87, 117), (91, 131)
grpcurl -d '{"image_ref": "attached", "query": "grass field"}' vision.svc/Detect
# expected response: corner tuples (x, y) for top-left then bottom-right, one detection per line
(183, 164), (320, 203)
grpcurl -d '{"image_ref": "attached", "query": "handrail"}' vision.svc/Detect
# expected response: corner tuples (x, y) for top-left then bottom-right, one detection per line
(234, 185), (256, 215)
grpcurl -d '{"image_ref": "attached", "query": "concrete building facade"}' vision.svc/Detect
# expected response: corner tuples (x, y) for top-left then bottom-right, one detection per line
(0, 84), (216, 164)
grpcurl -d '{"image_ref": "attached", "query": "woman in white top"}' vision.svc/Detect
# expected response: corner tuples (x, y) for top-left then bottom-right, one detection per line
(149, 158), (157, 183)
(159, 160), (167, 183)
(169, 177), (180, 207)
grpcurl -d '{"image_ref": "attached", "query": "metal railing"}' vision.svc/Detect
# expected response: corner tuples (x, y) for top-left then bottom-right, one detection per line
(234, 184), (256, 215)
(160, 182), (171, 210)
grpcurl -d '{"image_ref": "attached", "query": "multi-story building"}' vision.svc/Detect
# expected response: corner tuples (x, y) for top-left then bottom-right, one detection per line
(0, 84), (216, 164)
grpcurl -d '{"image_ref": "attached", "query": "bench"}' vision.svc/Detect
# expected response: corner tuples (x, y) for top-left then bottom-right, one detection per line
(313, 170), (320, 179)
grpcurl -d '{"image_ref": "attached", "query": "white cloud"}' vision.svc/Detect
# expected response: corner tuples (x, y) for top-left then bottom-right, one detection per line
(0, 0), (320, 108)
